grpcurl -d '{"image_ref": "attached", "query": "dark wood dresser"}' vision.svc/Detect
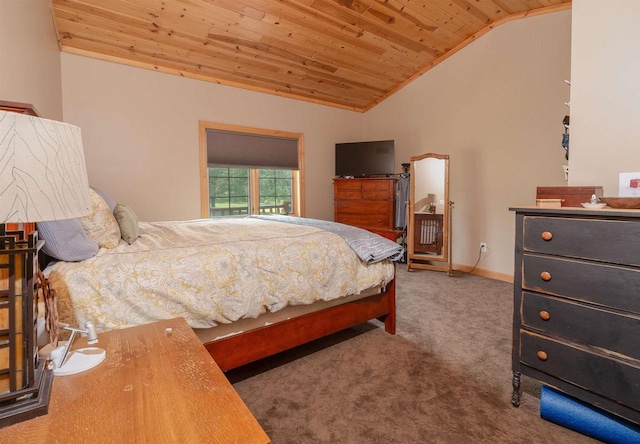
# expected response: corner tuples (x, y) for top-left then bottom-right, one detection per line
(510, 206), (640, 426)
(334, 177), (396, 230)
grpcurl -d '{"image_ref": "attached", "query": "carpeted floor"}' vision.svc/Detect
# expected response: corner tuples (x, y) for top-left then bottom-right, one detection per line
(228, 267), (600, 443)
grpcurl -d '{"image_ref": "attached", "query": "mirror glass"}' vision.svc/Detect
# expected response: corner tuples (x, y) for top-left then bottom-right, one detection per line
(407, 153), (451, 273)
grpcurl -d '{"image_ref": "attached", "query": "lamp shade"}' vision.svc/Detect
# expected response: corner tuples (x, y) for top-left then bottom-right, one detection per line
(0, 111), (90, 223)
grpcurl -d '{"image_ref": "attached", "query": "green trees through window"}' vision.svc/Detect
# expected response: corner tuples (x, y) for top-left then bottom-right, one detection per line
(209, 168), (249, 216)
(259, 169), (293, 215)
(208, 167), (292, 217)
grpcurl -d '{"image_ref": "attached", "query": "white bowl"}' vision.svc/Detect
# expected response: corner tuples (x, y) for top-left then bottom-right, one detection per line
(581, 202), (606, 209)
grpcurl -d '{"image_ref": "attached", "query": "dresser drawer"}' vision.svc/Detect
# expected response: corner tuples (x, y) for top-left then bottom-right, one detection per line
(522, 254), (640, 313)
(523, 216), (640, 266)
(334, 180), (361, 191)
(521, 291), (640, 360)
(520, 330), (640, 411)
(335, 190), (362, 200)
(362, 190), (392, 200)
(361, 180), (391, 192)
(335, 213), (390, 228)
(335, 200), (391, 214)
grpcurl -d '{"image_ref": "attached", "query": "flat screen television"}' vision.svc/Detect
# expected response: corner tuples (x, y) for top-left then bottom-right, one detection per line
(335, 140), (395, 177)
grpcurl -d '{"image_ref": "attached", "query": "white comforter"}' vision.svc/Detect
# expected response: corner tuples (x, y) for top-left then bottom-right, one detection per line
(50, 218), (395, 331)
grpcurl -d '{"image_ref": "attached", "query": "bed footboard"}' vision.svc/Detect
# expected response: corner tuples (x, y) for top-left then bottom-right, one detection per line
(204, 277), (396, 372)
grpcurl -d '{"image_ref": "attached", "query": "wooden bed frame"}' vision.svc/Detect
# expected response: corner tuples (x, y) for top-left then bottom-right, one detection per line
(3, 99), (398, 374)
(204, 276), (396, 371)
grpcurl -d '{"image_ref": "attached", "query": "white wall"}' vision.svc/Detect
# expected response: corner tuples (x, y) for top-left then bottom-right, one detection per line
(569, 0), (640, 195)
(61, 54), (363, 221)
(363, 11), (572, 277)
(0, 0), (62, 119)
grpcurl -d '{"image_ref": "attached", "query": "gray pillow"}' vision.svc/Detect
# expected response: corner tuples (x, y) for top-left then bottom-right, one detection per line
(37, 218), (99, 261)
(113, 203), (139, 244)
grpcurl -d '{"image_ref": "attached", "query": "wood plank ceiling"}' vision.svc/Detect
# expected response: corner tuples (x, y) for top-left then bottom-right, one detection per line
(50, 0), (571, 112)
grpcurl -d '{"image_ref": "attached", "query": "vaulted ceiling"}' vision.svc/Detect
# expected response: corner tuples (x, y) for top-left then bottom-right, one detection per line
(50, 0), (571, 112)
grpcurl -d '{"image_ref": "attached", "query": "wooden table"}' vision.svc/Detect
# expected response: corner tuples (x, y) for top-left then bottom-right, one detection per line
(0, 318), (270, 443)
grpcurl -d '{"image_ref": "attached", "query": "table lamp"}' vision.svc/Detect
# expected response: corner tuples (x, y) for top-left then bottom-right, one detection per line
(0, 109), (91, 427)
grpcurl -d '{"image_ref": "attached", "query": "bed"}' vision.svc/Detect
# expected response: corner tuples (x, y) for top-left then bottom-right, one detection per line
(39, 189), (403, 371)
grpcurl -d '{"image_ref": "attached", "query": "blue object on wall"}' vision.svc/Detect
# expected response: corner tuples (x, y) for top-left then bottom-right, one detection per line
(540, 385), (640, 444)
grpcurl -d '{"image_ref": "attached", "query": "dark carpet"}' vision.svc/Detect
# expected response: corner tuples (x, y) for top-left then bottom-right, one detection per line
(228, 267), (599, 443)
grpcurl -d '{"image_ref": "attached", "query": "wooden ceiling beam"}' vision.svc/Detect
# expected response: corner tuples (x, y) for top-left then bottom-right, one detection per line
(54, 0), (420, 84)
(50, 0), (572, 111)
(56, 20), (387, 106)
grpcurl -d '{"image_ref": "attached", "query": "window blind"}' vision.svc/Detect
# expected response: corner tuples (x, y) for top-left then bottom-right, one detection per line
(206, 129), (298, 169)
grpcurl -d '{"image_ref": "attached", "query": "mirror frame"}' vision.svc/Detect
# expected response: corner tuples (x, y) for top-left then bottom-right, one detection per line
(407, 153), (452, 274)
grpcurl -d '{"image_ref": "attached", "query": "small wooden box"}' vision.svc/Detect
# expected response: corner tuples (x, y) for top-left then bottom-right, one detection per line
(536, 186), (604, 208)
(536, 199), (562, 208)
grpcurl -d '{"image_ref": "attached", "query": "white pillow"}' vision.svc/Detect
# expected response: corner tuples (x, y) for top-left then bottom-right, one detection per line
(79, 189), (121, 249)
(91, 186), (116, 212)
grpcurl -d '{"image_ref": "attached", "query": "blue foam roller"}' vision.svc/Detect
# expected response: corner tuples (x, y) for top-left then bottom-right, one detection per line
(540, 385), (640, 444)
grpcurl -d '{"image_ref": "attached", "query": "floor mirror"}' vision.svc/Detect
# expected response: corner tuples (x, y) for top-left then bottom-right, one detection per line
(406, 153), (453, 274)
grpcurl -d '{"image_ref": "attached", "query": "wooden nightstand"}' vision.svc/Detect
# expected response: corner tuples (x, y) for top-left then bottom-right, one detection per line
(0, 318), (270, 443)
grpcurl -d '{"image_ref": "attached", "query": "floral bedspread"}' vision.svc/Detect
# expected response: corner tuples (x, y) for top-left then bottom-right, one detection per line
(49, 218), (395, 331)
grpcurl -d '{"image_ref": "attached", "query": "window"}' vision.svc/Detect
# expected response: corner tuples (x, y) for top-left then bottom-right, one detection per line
(207, 167), (294, 216)
(258, 169), (293, 215)
(208, 167), (249, 216)
(199, 123), (304, 218)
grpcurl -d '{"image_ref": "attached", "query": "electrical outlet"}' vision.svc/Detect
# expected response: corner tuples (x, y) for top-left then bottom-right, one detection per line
(480, 242), (487, 253)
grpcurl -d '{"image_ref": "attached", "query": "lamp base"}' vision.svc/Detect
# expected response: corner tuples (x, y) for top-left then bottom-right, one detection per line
(0, 360), (54, 428)
(52, 348), (106, 376)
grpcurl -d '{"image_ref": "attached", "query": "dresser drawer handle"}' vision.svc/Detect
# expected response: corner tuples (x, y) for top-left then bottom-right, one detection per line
(540, 271), (551, 281)
(541, 231), (553, 241)
(537, 351), (548, 361)
(539, 311), (550, 321)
